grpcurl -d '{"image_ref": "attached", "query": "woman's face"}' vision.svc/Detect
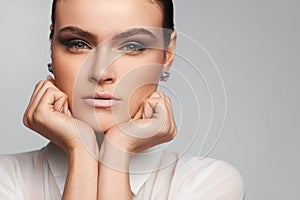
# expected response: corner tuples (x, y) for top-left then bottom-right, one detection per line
(50, 0), (175, 132)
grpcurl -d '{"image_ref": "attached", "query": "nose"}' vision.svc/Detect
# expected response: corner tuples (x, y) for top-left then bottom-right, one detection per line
(88, 45), (117, 85)
(89, 65), (116, 85)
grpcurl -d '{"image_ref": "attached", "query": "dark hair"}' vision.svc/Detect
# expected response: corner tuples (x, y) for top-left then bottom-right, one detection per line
(49, 0), (175, 43)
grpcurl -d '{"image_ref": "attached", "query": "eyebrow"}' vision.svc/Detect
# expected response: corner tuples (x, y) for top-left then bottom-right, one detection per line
(111, 28), (157, 40)
(58, 26), (98, 42)
(57, 26), (157, 43)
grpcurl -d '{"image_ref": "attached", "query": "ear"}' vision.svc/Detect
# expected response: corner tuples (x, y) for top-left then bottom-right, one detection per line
(163, 31), (177, 71)
(49, 24), (54, 77)
(50, 24), (54, 32)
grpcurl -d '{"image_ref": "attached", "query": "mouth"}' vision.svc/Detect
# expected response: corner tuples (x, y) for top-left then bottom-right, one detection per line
(82, 92), (122, 108)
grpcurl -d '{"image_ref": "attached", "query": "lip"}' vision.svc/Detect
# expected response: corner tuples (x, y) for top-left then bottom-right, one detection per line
(82, 92), (122, 108)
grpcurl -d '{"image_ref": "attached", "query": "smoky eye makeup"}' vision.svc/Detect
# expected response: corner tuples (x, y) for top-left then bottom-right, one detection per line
(55, 26), (163, 55)
(113, 36), (161, 56)
(110, 28), (162, 55)
(57, 35), (93, 54)
(118, 40), (147, 54)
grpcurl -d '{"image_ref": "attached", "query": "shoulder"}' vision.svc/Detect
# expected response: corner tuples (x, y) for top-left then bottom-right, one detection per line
(169, 156), (245, 200)
(0, 148), (47, 199)
(0, 148), (44, 180)
(0, 148), (46, 172)
(0, 153), (27, 199)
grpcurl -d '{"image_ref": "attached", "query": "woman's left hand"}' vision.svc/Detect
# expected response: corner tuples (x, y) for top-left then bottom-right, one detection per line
(105, 91), (177, 153)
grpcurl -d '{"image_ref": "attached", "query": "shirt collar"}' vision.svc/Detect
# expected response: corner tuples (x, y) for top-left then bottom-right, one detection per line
(45, 137), (162, 195)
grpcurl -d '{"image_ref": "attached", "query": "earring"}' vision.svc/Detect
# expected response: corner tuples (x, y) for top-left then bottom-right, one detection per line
(47, 63), (53, 74)
(160, 71), (170, 82)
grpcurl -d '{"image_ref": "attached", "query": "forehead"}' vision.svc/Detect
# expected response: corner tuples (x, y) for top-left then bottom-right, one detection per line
(55, 0), (163, 39)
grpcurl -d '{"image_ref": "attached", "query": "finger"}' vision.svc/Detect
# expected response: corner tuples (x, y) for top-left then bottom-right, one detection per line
(67, 109), (73, 117)
(165, 96), (174, 121)
(62, 98), (69, 115)
(148, 91), (164, 98)
(29, 76), (55, 107)
(42, 78), (68, 114)
(141, 91), (165, 119)
(155, 91), (165, 98)
(146, 97), (167, 120)
(46, 75), (56, 85)
(25, 81), (51, 120)
(132, 103), (144, 120)
(36, 87), (67, 114)
(28, 81), (57, 112)
(143, 101), (153, 119)
(53, 92), (67, 114)
(27, 80), (46, 107)
(164, 97), (176, 133)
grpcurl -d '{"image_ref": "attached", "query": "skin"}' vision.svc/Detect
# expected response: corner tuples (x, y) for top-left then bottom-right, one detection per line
(23, 0), (177, 199)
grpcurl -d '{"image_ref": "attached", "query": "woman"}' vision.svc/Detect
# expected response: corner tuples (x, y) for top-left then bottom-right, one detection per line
(0, 0), (244, 199)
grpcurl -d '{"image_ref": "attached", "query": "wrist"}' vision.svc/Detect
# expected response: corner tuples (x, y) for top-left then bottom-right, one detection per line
(68, 140), (100, 160)
(105, 128), (135, 153)
(99, 138), (131, 172)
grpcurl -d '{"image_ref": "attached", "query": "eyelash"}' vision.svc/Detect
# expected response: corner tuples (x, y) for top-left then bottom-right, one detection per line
(62, 39), (91, 53)
(61, 39), (147, 55)
(118, 42), (147, 55)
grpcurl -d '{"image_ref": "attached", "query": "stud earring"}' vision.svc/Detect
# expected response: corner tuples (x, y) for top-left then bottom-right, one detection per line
(47, 63), (53, 74)
(160, 71), (170, 82)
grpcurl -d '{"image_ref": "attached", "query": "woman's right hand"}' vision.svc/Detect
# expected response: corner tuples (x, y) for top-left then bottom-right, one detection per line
(23, 76), (98, 156)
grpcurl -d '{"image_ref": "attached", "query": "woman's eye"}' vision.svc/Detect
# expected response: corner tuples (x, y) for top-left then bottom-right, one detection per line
(64, 40), (91, 53)
(119, 42), (146, 54)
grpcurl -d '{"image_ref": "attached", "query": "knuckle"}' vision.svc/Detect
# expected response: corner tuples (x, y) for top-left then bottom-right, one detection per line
(44, 80), (54, 86)
(161, 122), (170, 133)
(151, 92), (161, 98)
(32, 108), (44, 124)
(170, 132), (176, 140)
(35, 80), (45, 89)
(45, 87), (55, 94)
(174, 126), (178, 134)
(59, 93), (68, 102)
(44, 81), (56, 91)
(173, 126), (178, 135)
(157, 91), (165, 96)
(24, 113), (34, 127)
(157, 98), (165, 105)
(165, 96), (171, 102)
(168, 124), (177, 139)
(22, 114), (29, 127)
(62, 93), (68, 100)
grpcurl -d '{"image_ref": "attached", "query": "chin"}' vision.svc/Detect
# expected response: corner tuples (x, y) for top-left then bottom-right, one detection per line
(90, 114), (130, 134)
(84, 116), (116, 133)
(72, 101), (133, 134)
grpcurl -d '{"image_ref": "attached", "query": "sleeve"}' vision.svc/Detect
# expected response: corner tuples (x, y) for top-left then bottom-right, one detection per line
(169, 157), (245, 200)
(0, 155), (25, 200)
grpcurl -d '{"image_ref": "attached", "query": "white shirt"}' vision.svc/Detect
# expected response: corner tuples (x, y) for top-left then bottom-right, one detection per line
(0, 142), (244, 200)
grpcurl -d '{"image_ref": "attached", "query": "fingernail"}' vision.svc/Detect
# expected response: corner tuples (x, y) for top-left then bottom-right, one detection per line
(46, 75), (52, 80)
(68, 109), (72, 117)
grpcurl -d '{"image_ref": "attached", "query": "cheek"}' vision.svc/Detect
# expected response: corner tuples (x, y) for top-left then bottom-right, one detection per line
(55, 69), (76, 108)
(112, 51), (166, 117)
(113, 64), (163, 118)
(128, 83), (157, 117)
(51, 50), (86, 110)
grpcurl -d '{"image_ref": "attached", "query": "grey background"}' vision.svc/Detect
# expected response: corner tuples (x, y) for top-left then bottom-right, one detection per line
(0, 0), (299, 199)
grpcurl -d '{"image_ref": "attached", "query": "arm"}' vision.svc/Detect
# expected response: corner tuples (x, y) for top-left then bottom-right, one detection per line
(97, 139), (132, 200)
(97, 91), (177, 199)
(23, 78), (100, 200)
(62, 146), (99, 200)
